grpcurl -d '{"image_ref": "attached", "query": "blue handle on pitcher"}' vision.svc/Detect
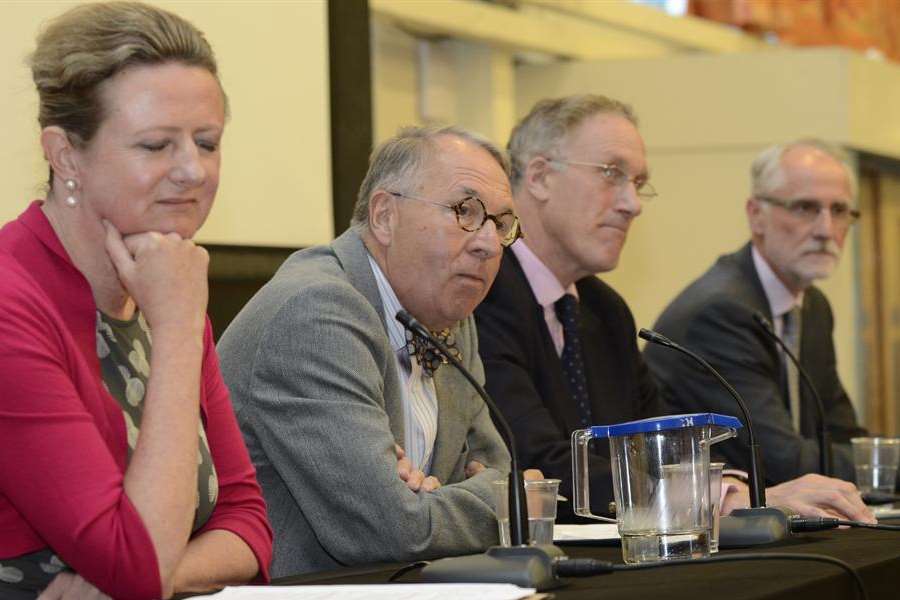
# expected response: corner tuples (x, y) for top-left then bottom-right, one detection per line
(589, 412), (742, 439)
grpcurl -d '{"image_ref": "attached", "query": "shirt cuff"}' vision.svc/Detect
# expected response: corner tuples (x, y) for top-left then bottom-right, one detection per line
(723, 468), (749, 483)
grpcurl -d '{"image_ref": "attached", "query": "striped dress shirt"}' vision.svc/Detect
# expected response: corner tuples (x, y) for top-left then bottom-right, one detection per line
(367, 254), (439, 473)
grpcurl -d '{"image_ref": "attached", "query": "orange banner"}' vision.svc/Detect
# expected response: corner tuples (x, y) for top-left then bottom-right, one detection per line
(690, 0), (900, 62)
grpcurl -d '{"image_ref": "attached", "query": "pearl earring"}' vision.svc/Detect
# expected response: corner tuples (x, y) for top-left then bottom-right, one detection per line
(64, 179), (78, 207)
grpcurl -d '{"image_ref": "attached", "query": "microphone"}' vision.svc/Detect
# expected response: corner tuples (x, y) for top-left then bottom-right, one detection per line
(639, 328), (797, 547)
(752, 312), (832, 477)
(639, 328), (765, 507)
(395, 310), (564, 590)
(396, 310), (529, 544)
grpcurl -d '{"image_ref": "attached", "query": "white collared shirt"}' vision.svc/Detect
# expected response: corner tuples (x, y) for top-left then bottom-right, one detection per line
(367, 254), (438, 473)
(751, 245), (804, 337)
(511, 240), (579, 356)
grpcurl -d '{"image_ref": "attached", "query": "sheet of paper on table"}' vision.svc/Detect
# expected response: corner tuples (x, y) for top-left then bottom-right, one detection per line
(191, 583), (538, 599)
(553, 523), (621, 542)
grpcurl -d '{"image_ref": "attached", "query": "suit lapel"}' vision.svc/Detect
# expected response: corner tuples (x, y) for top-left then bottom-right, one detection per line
(331, 230), (405, 444)
(427, 326), (467, 482)
(736, 243), (793, 372)
(795, 293), (814, 433)
(734, 242), (774, 320)
(332, 230), (383, 315)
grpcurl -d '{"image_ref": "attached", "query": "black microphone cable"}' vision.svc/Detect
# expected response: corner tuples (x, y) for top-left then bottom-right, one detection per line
(789, 517), (900, 532)
(553, 552), (868, 600)
(392, 552), (868, 599)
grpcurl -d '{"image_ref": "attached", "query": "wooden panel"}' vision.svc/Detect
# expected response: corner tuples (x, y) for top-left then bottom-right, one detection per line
(880, 175), (900, 435)
(329, 0), (372, 235)
(858, 164), (900, 435)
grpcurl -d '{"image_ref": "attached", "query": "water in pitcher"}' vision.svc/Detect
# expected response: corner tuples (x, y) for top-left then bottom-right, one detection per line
(621, 528), (709, 564)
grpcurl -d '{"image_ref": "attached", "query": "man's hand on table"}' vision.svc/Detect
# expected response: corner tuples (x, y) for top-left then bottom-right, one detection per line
(721, 473), (875, 523)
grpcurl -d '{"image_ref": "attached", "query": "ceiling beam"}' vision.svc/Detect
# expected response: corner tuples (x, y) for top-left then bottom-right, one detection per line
(521, 0), (765, 54)
(370, 0), (685, 60)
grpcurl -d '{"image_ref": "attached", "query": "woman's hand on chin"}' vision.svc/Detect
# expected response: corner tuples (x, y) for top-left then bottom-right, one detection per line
(103, 219), (209, 336)
(38, 572), (112, 600)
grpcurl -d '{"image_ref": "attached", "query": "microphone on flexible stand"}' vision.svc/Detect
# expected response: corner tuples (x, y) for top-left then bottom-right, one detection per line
(396, 310), (529, 545)
(640, 328), (765, 507)
(752, 312), (832, 477)
(639, 328), (797, 546)
(396, 310), (565, 590)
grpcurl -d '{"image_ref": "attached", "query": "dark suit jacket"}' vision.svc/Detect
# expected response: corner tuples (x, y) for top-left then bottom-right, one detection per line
(475, 250), (663, 521)
(644, 243), (865, 485)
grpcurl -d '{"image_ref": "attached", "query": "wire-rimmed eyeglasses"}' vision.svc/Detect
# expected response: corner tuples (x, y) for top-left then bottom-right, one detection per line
(549, 159), (658, 200)
(388, 191), (522, 247)
(756, 196), (860, 228)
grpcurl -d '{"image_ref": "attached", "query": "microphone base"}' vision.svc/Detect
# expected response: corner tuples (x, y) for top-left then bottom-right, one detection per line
(718, 506), (797, 548)
(861, 491), (900, 505)
(420, 544), (567, 591)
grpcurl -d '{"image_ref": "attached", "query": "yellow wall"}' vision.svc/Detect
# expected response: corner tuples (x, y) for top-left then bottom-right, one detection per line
(372, 20), (425, 143)
(849, 56), (900, 158)
(372, 20), (516, 148)
(0, 0), (332, 247)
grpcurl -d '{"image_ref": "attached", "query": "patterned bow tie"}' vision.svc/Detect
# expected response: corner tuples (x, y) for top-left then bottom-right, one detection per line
(406, 328), (461, 377)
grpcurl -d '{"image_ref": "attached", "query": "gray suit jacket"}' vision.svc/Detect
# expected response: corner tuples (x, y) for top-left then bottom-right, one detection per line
(644, 243), (865, 485)
(217, 229), (511, 577)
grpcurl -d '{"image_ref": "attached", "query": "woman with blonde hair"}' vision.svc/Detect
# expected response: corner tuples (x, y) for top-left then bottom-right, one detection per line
(0, 3), (272, 598)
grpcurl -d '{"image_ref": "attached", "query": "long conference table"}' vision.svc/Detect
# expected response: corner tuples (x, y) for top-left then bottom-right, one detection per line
(270, 518), (900, 600)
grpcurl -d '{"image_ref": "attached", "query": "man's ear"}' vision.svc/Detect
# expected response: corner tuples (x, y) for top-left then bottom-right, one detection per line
(368, 190), (399, 246)
(523, 155), (554, 205)
(746, 196), (766, 236)
(40, 126), (81, 183)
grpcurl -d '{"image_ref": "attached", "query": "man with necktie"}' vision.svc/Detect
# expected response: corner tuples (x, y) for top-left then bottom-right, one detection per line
(475, 95), (665, 521)
(475, 96), (872, 523)
(645, 139), (868, 485)
(218, 125), (524, 576)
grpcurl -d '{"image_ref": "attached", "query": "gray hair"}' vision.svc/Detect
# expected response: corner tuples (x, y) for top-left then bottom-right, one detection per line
(751, 139), (857, 200)
(350, 125), (510, 231)
(507, 94), (638, 189)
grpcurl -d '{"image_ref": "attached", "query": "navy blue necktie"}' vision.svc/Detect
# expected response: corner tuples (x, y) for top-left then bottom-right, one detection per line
(555, 294), (593, 428)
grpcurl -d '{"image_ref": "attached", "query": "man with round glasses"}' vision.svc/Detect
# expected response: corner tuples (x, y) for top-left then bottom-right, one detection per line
(475, 98), (872, 522)
(218, 125), (524, 576)
(645, 139), (868, 485)
(387, 191), (521, 247)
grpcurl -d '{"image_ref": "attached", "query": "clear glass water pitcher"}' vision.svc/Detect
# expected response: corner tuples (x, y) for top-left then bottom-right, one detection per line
(571, 413), (741, 563)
